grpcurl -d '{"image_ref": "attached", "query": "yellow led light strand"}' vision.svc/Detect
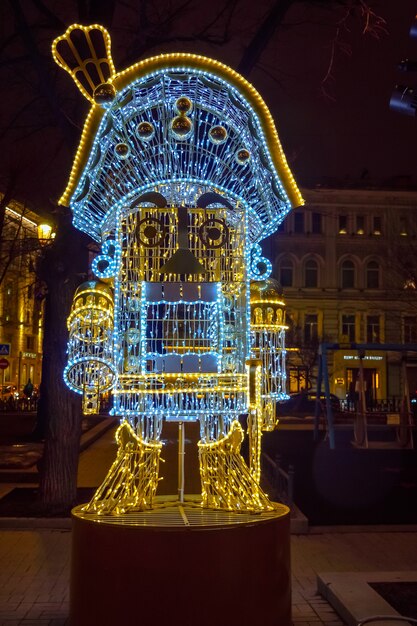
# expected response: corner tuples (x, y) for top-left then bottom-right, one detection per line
(52, 24), (115, 102)
(246, 359), (263, 485)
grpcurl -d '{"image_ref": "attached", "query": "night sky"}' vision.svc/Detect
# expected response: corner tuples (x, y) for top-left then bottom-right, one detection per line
(263, 0), (417, 188)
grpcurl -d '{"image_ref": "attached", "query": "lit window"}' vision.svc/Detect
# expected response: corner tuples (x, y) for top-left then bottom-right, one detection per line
(400, 217), (408, 236)
(341, 314), (355, 342)
(356, 215), (365, 235)
(289, 367), (308, 393)
(304, 259), (318, 288)
(373, 216), (381, 235)
(404, 277), (416, 290)
(366, 261), (379, 289)
(366, 315), (380, 343)
(279, 259), (293, 287)
(339, 215), (347, 234)
(341, 260), (355, 288)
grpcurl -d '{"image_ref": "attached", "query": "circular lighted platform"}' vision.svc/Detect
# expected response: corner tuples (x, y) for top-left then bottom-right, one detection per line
(71, 497), (291, 626)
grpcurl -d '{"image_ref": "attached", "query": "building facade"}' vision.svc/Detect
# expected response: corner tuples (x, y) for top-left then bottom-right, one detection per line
(0, 199), (50, 395)
(273, 187), (417, 407)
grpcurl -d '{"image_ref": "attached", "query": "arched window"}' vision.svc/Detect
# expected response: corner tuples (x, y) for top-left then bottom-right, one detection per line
(366, 261), (379, 289)
(304, 259), (318, 288)
(341, 260), (355, 289)
(279, 258), (293, 287)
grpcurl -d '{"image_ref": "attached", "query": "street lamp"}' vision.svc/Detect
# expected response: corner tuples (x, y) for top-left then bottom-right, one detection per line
(37, 223), (53, 243)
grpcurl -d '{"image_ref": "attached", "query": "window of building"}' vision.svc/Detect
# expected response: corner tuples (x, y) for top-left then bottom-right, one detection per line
(341, 314), (356, 342)
(404, 316), (417, 343)
(366, 315), (380, 343)
(356, 215), (365, 235)
(366, 261), (380, 289)
(373, 216), (381, 235)
(339, 215), (347, 234)
(294, 212), (304, 233)
(304, 313), (318, 343)
(341, 260), (355, 288)
(25, 335), (35, 351)
(304, 259), (318, 288)
(404, 276), (417, 290)
(288, 367), (308, 393)
(279, 259), (293, 287)
(3, 281), (14, 318)
(312, 212), (322, 234)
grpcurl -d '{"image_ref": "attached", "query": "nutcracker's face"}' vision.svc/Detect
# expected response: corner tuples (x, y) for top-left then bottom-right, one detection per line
(121, 201), (245, 283)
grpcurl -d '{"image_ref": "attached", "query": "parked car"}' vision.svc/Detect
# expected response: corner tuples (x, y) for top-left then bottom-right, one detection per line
(0, 385), (19, 410)
(276, 391), (341, 417)
(0, 385), (19, 401)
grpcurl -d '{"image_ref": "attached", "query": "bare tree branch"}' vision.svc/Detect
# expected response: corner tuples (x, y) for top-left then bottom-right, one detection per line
(8, 0), (75, 147)
(237, 0), (294, 77)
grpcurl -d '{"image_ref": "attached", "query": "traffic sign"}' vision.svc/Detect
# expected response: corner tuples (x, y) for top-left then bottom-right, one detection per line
(0, 344), (10, 356)
(0, 358), (9, 370)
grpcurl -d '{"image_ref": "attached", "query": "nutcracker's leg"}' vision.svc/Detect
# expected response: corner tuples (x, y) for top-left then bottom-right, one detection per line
(83, 416), (163, 515)
(198, 417), (274, 512)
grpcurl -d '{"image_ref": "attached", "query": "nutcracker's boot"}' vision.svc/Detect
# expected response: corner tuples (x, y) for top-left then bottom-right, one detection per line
(198, 420), (274, 512)
(83, 421), (162, 515)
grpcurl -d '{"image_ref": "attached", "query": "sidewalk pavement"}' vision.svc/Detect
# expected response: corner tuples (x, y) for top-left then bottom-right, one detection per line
(0, 423), (417, 625)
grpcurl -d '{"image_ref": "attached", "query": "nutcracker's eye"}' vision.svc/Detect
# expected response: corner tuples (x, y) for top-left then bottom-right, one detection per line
(136, 216), (166, 247)
(198, 218), (229, 249)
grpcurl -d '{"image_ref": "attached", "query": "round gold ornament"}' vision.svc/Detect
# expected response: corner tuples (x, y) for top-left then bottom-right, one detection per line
(114, 143), (130, 159)
(235, 148), (251, 164)
(209, 125), (228, 144)
(93, 82), (116, 105)
(175, 96), (193, 114)
(136, 121), (155, 142)
(171, 115), (193, 140)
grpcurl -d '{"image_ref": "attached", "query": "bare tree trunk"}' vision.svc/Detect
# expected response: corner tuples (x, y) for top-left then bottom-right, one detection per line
(37, 209), (90, 512)
(237, 0), (294, 76)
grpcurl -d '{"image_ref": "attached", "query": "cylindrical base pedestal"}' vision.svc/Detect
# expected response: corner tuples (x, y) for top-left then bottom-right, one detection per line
(71, 499), (291, 626)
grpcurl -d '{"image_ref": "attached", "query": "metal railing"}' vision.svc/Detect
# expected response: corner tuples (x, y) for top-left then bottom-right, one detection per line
(341, 398), (406, 413)
(0, 397), (38, 412)
(262, 452), (294, 507)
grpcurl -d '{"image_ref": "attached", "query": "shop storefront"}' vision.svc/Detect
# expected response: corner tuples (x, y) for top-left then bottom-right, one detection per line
(332, 351), (387, 408)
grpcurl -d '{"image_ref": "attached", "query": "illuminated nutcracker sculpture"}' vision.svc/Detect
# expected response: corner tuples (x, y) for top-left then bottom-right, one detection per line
(54, 24), (303, 516)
